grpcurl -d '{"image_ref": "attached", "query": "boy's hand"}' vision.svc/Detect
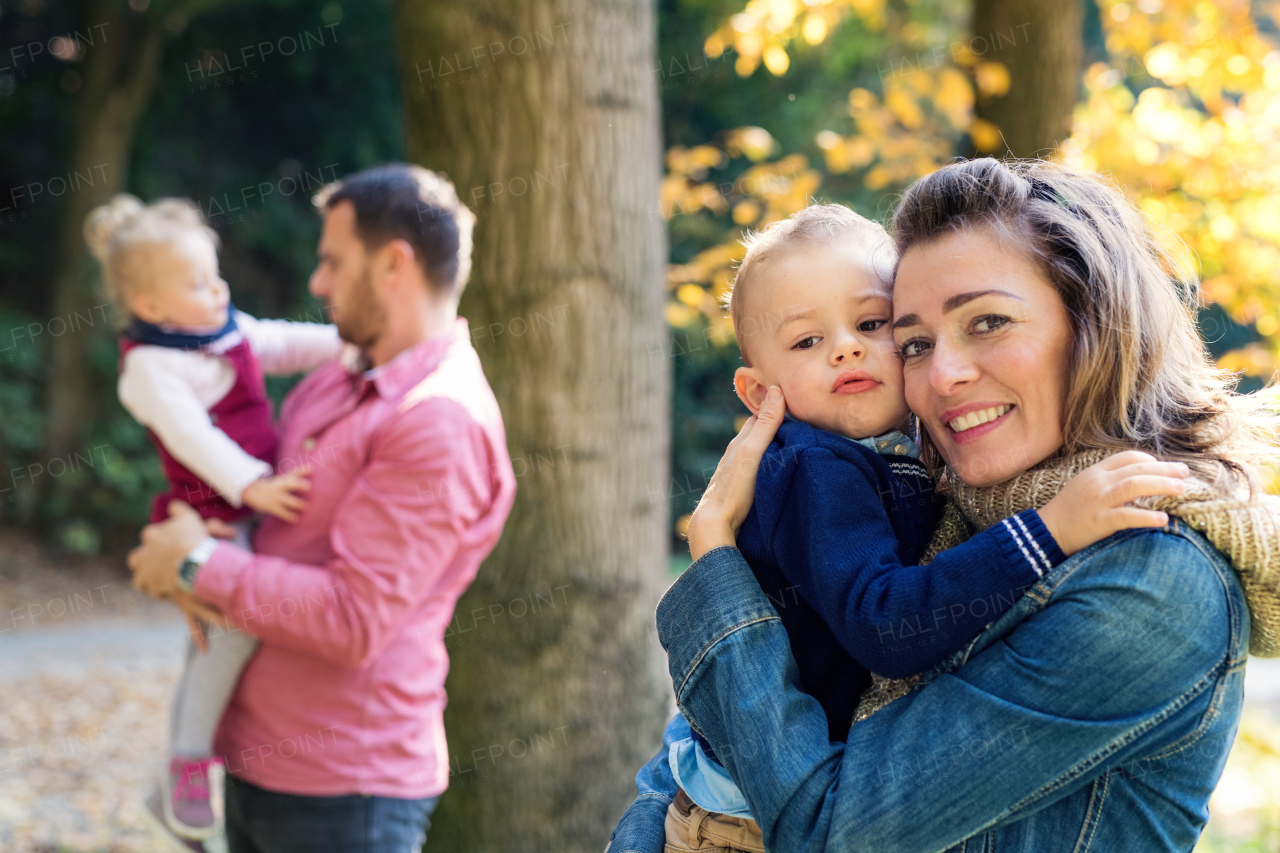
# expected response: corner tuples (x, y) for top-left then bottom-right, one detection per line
(242, 465), (312, 523)
(1038, 451), (1190, 557)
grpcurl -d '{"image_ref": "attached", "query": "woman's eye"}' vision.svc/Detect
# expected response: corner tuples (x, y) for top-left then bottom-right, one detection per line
(972, 314), (1010, 334)
(857, 319), (886, 333)
(793, 335), (820, 350)
(896, 338), (931, 360)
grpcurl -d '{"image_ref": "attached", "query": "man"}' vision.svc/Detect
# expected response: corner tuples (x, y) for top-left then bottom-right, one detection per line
(129, 163), (516, 853)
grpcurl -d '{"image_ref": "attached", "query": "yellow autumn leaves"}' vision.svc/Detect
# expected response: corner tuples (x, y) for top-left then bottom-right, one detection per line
(662, 130), (820, 331)
(665, 0), (1280, 390)
(1065, 0), (1280, 377)
(702, 0), (887, 77)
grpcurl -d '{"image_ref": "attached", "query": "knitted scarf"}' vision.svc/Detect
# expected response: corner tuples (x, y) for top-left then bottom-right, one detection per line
(854, 448), (1280, 722)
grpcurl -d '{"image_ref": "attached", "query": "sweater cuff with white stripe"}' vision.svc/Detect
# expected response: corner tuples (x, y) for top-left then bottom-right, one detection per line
(991, 508), (1067, 579)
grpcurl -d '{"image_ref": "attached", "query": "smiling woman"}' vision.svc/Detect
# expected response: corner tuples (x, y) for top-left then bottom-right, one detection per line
(891, 230), (1074, 487)
(608, 158), (1280, 853)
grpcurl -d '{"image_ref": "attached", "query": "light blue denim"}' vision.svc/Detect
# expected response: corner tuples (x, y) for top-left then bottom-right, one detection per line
(669, 736), (754, 818)
(608, 519), (1248, 852)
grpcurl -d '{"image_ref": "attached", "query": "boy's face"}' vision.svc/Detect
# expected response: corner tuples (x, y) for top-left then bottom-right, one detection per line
(734, 240), (909, 440)
(129, 232), (231, 331)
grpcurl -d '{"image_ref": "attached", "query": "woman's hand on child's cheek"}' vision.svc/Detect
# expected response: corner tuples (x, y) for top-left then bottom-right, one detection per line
(687, 385), (785, 561)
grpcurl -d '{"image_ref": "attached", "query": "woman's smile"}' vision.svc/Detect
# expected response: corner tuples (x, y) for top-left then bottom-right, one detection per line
(942, 403), (1014, 443)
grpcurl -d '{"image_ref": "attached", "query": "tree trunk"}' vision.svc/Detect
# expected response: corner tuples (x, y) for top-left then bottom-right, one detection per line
(393, 2), (670, 850)
(972, 0), (1084, 158)
(40, 1), (164, 512)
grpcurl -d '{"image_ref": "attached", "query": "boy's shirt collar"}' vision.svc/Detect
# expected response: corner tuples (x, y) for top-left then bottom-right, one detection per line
(124, 306), (239, 351)
(781, 410), (920, 459)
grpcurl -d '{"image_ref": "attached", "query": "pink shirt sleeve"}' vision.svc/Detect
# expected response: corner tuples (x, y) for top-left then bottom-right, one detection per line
(195, 401), (499, 669)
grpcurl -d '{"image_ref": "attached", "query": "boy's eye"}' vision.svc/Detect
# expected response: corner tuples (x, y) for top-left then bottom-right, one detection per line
(857, 319), (886, 333)
(793, 335), (821, 350)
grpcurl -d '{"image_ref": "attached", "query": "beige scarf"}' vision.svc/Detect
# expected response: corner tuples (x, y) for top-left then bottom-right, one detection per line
(854, 448), (1280, 721)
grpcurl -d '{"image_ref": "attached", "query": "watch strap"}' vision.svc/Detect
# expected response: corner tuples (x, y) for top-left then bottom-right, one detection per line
(177, 536), (219, 592)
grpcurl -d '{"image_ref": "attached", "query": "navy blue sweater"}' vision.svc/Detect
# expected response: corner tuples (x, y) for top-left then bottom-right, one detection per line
(694, 419), (1065, 755)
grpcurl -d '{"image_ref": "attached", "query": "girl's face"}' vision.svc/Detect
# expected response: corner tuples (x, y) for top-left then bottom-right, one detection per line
(130, 231), (230, 331)
(891, 227), (1074, 487)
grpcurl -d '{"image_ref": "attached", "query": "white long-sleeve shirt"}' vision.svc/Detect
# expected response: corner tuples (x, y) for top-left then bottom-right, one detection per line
(118, 311), (346, 507)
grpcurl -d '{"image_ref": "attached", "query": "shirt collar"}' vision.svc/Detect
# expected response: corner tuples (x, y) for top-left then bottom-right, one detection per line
(124, 306), (239, 351)
(781, 410), (920, 459)
(352, 317), (470, 401)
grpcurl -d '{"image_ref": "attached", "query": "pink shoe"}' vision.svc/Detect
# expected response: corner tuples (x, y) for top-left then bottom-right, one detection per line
(163, 756), (225, 840)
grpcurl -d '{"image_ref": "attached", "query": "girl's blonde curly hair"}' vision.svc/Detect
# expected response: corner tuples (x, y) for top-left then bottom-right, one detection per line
(84, 193), (218, 321)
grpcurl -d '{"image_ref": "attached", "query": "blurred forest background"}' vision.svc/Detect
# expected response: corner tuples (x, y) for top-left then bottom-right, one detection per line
(1, 0), (1276, 555)
(2, 0), (1280, 850)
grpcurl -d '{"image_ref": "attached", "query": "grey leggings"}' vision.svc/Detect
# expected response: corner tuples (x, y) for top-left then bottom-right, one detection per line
(169, 519), (259, 759)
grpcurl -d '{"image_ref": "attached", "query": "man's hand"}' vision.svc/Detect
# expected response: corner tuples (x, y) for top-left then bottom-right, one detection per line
(127, 500), (210, 599)
(171, 588), (231, 651)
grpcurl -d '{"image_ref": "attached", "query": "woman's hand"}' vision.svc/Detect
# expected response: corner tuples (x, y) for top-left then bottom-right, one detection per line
(687, 386), (785, 561)
(1038, 450), (1190, 556)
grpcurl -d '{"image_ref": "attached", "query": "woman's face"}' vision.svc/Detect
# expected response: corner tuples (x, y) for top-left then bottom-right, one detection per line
(891, 227), (1073, 487)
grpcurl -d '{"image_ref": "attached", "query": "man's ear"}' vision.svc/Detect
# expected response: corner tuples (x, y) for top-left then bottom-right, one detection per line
(733, 366), (770, 415)
(379, 239), (429, 296)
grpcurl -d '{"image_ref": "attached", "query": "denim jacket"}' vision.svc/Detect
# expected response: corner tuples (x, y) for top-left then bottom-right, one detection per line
(608, 520), (1248, 852)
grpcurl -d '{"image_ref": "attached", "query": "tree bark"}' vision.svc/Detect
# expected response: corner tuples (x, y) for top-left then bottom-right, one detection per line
(972, 0), (1084, 158)
(393, 2), (670, 850)
(40, 0), (165, 511)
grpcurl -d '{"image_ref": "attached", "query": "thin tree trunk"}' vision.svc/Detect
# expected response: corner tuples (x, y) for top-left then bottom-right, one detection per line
(41, 1), (164, 512)
(972, 0), (1084, 158)
(393, 1), (670, 850)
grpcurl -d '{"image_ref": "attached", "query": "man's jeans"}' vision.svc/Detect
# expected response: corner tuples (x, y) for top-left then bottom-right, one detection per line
(225, 775), (439, 853)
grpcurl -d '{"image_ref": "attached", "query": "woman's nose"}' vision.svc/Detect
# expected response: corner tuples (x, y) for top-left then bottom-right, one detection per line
(928, 336), (979, 394)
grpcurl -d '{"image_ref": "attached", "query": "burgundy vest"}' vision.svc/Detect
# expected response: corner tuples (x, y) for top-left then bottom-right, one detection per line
(120, 336), (279, 524)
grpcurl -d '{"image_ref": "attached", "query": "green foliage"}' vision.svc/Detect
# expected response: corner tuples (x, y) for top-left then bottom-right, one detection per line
(0, 0), (403, 550)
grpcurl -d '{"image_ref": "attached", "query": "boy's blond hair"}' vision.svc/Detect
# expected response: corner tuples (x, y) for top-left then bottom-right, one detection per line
(722, 204), (896, 366)
(84, 193), (219, 319)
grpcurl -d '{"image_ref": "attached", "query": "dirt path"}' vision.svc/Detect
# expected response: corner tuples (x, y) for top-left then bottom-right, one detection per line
(0, 532), (184, 852)
(1, 529), (1279, 852)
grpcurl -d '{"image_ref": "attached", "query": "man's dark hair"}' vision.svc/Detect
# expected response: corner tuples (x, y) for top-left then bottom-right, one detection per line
(315, 163), (476, 297)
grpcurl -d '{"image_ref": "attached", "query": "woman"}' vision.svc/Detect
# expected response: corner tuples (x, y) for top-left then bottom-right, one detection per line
(609, 158), (1280, 853)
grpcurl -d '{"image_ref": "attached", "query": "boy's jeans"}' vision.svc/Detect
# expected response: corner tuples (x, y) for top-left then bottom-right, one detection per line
(225, 775), (439, 853)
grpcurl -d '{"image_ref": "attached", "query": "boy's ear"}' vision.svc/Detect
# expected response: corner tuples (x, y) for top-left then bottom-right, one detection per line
(734, 366), (770, 415)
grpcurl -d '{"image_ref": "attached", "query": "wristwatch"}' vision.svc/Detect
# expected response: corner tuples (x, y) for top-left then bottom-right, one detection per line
(177, 536), (219, 592)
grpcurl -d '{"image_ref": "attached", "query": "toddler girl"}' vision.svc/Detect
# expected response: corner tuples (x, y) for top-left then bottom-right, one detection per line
(85, 194), (344, 842)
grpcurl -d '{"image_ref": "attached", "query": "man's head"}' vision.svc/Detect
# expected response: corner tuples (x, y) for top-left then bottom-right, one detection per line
(310, 164), (476, 355)
(725, 204), (909, 440)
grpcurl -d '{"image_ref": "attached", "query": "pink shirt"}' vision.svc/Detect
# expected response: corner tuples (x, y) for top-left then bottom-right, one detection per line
(194, 318), (515, 798)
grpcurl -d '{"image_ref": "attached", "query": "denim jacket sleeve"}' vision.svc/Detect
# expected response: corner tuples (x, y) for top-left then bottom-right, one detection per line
(606, 712), (689, 853)
(658, 531), (1241, 853)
